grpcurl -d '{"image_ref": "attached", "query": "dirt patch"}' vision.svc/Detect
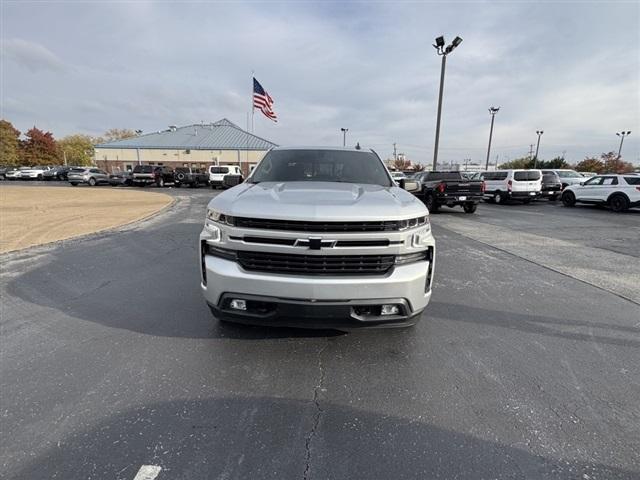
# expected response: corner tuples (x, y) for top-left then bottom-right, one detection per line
(0, 186), (172, 253)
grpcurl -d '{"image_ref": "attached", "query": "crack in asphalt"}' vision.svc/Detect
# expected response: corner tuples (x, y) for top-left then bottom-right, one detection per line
(303, 342), (328, 480)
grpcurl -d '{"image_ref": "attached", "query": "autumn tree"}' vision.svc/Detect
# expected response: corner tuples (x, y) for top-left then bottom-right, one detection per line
(601, 151), (634, 174)
(58, 134), (95, 166)
(393, 158), (411, 170)
(575, 157), (604, 173)
(21, 127), (60, 165)
(0, 120), (21, 166)
(102, 128), (137, 143)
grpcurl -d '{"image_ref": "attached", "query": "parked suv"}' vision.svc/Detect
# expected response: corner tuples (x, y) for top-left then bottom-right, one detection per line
(43, 166), (70, 181)
(562, 174), (640, 212)
(68, 167), (110, 186)
(414, 171), (484, 213)
(209, 165), (243, 188)
(540, 171), (563, 201)
(132, 165), (174, 187)
(482, 169), (542, 204)
(200, 147), (435, 330)
(174, 167), (208, 188)
(542, 169), (584, 189)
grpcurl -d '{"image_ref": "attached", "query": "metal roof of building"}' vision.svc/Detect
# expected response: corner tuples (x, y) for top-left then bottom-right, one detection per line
(95, 119), (277, 151)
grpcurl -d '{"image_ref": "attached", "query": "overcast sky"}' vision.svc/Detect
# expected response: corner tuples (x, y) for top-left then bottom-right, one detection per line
(2, 1), (639, 165)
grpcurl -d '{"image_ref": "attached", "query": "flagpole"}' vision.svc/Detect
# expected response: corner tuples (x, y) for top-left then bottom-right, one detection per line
(251, 70), (255, 134)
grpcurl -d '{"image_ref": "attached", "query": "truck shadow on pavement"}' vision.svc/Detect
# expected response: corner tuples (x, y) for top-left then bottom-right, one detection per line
(11, 395), (637, 480)
(4, 222), (345, 340)
(429, 302), (640, 348)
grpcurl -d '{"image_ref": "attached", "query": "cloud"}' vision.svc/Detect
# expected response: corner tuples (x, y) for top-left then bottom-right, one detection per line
(1, 1), (638, 164)
(2, 38), (66, 73)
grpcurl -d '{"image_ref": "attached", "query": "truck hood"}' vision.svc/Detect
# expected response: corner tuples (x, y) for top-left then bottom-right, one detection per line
(209, 181), (427, 221)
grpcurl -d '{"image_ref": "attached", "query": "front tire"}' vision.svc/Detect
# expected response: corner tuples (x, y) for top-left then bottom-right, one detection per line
(562, 191), (576, 207)
(463, 203), (477, 214)
(88, 177), (96, 186)
(609, 194), (629, 213)
(494, 192), (506, 205)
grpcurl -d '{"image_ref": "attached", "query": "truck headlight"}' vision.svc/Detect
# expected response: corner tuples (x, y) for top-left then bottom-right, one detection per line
(206, 209), (235, 226)
(411, 223), (432, 248)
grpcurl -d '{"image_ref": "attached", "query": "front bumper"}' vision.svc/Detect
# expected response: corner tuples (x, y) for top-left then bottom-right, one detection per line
(200, 253), (434, 329)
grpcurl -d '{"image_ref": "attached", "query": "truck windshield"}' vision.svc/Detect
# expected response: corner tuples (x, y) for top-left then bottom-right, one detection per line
(250, 149), (392, 186)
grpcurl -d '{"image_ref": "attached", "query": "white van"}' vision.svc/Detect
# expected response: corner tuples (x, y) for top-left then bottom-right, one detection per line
(209, 165), (242, 188)
(482, 169), (542, 204)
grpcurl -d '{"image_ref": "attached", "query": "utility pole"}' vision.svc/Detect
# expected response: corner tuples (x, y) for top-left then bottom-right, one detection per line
(393, 143), (397, 161)
(341, 128), (349, 147)
(431, 35), (463, 172)
(616, 131), (631, 159)
(485, 107), (499, 170)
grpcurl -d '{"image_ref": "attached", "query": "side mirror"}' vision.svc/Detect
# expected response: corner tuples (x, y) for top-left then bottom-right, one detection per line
(579, 182), (584, 186)
(400, 179), (421, 193)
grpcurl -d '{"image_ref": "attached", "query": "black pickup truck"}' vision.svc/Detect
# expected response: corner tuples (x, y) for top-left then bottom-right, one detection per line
(174, 167), (209, 188)
(414, 171), (484, 213)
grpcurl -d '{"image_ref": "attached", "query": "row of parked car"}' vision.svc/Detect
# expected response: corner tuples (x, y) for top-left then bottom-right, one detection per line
(0, 164), (245, 189)
(402, 168), (639, 213)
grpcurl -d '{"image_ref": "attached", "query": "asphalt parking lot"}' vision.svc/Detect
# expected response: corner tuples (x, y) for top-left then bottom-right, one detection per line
(1, 185), (639, 479)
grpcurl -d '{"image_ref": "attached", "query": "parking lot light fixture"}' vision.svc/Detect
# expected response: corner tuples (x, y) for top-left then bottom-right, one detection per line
(485, 107), (500, 170)
(341, 128), (349, 147)
(616, 131), (631, 159)
(431, 35), (463, 171)
(534, 130), (544, 169)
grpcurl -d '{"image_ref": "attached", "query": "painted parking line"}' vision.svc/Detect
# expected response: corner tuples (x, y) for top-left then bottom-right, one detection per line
(133, 465), (162, 480)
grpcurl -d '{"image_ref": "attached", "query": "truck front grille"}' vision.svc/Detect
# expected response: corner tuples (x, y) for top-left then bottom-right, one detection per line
(234, 217), (405, 232)
(237, 250), (396, 275)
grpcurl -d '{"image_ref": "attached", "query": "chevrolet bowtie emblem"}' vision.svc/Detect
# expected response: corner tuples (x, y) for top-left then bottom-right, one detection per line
(294, 237), (338, 250)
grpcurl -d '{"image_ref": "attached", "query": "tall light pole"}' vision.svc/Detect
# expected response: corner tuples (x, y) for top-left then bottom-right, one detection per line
(485, 107), (499, 170)
(431, 35), (463, 171)
(616, 131), (631, 159)
(341, 128), (349, 147)
(534, 130), (544, 168)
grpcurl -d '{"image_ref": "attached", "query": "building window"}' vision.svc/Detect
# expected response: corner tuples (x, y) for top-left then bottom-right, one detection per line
(191, 163), (197, 168)
(126, 165), (133, 171)
(183, 163), (188, 167)
(158, 163), (163, 166)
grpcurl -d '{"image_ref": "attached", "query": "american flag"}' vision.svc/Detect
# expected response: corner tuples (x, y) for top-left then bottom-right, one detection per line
(253, 77), (277, 122)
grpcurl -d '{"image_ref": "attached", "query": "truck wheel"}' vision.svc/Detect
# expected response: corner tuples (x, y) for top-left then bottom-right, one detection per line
(494, 192), (505, 204)
(425, 194), (439, 213)
(88, 177), (96, 186)
(609, 194), (629, 213)
(70, 182), (78, 186)
(562, 191), (576, 207)
(157, 178), (164, 187)
(463, 203), (477, 214)
(37, 174), (43, 180)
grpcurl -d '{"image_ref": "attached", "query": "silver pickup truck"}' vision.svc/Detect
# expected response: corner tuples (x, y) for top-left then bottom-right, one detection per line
(199, 147), (436, 329)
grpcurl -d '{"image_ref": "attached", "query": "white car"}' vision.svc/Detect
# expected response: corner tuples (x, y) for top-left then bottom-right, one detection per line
(482, 169), (542, 204)
(18, 166), (52, 180)
(209, 165), (243, 189)
(541, 169), (584, 189)
(561, 174), (640, 212)
(390, 171), (406, 184)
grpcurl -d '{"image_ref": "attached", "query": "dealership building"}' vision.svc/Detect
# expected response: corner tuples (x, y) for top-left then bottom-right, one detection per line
(94, 118), (277, 175)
